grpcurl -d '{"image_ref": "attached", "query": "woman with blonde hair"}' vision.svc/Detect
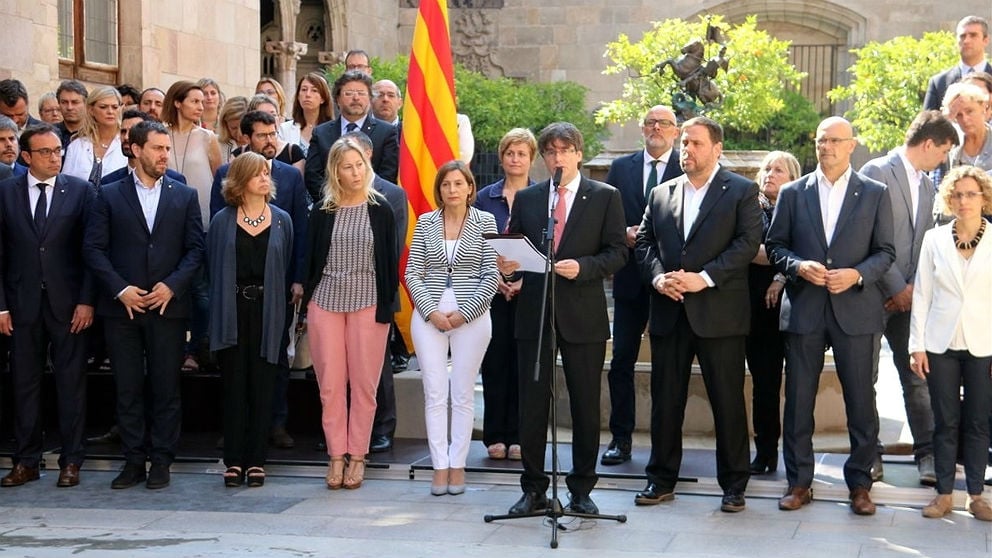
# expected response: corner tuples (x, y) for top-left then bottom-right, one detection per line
(218, 96), (249, 165)
(255, 78), (288, 120)
(911, 165), (992, 522)
(62, 86), (127, 185)
(207, 152), (292, 488)
(196, 78), (225, 136)
(302, 137), (397, 490)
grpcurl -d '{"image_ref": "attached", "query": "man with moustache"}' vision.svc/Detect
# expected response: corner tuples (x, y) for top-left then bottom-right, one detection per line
(601, 105), (683, 466)
(55, 80), (88, 148)
(209, 110), (311, 449)
(766, 117), (895, 515)
(138, 88), (166, 121)
(84, 120), (204, 490)
(0, 116), (27, 177)
(0, 124), (96, 488)
(633, 116), (762, 512)
(304, 71), (398, 199)
(101, 110), (188, 186)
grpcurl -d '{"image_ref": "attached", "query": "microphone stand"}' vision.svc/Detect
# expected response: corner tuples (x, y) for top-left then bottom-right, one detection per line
(484, 168), (626, 549)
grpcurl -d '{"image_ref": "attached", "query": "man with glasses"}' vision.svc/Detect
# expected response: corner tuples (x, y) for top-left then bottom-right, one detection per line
(303, 70), (398, 199)
(600, 106), (683, 467)
(497, 122), (627, 516)
(0, 124), (96, 488)
(371, 80), (402, 126)
(766, 117), (895, 515)
(344, 50), (373, 75)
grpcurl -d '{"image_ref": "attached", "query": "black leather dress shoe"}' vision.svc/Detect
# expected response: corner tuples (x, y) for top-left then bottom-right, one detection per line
(566, 493), (600, 515)
(600, 440), (632, 466)
(111, 463), (146, 489)
(634, 482), (675, 505)
(508, 491), (549, 515)
(369, 435), (393, 453)
(146, 463), (170, 489)
(748, 453), (778, 475)
(720, 490), (746, 512)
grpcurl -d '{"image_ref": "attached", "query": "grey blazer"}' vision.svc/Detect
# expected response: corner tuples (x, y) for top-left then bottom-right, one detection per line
(859, 151), (934, 299)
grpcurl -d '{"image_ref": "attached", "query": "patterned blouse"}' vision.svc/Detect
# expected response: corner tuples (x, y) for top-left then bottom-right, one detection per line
(311, 203), (377, 312)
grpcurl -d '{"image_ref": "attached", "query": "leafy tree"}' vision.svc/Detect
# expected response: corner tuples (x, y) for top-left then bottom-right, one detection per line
(827, 32), (957, 151)
(326, 56), (606, 158)
(598, 15), (805, 133)
(724, 90), (822, 171)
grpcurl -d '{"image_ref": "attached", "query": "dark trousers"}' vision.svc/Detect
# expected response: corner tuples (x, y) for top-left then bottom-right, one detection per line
(745, 290), (785, 457)
(371, 321), (398, 440)
(926, 350), (992, 495)
(517, 329), (604, 497)
(219, 297), (277, 469)
(480, 294), (519, 446)
(606, 294), (649, 444)
(10, 293), (89, 468)
(645, 310), (750, 493)
(873, 310), (934, 459)
(782, 306), (879, 491)
(105, 314), (185, 466)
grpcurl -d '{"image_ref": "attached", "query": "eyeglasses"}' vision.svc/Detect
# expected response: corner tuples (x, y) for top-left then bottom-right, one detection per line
(374, 91), (399, 99)
(542, 147), (578, 158)
(30, 147), (64, 158)
(643, 118), (676, 129)
(950, 191), (983, 200)
(258, 88), (277, 97)
(252, 131), (279, 141)
(346, 64), (370, 71)
(815, 137), (854, 146)
(340, 90), (369, 99)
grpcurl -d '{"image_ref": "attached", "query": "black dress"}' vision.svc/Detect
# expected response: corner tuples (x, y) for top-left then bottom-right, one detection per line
(220, 226), (277, 469)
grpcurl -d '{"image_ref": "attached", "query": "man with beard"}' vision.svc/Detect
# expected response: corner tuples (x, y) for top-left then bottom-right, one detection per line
(210, 110), (310, 449)
(55, 80), (88, 148)
(0, 116), (26, 177)
(84, 120), (204, 490)
(0, 124), (96, 488)
(303, 71), (398, 199)
(138, 88), (166, 121)
(101, 110), (187, 186)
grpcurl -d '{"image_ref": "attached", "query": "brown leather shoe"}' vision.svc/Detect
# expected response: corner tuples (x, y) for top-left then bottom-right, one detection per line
(922, 494), (953, 518)
(966, 494), (992, 521)
(850, 487), (876, 515)
(778, 486), (812, 510)
(1, 463), (41, 487)
(57, 464), (80, 487)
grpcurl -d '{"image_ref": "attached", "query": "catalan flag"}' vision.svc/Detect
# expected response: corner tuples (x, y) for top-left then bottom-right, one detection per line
(396, 0), (459, 348)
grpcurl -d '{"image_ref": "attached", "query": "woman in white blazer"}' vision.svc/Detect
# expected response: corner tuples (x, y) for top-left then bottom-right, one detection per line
(406, 160), (499, 496)
(910, 165), (992, 521)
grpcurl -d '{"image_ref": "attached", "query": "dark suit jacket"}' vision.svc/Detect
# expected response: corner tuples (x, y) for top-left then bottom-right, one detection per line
(303, 116), (399, 199)
(0, 165), (10, 181)
(765, 171), (896, 336)
(606, 149), (683, 301)
(507, 176), (627, 343)
(923, 62), (992, 110)
(635, 166), (762, 338)
(209, 158), (310, 284)
(372, 174), (408, 253)
(83, 173), (205, 319)
(859, 151), (935, 299)
(0, 173), (96, 324)
(101, 165), (187, 187)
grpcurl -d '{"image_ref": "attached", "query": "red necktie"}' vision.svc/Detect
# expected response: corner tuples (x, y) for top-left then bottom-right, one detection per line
(553, 186), (567, 252)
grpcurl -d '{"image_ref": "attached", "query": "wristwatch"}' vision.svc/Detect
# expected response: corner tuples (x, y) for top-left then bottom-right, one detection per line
(856, 274), (864, 288)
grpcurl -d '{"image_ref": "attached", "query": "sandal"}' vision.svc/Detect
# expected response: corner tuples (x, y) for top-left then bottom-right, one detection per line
(245, 467), (265, 488)
(223, 466), (244, 487)
(326, 457), (346, 490)
(343, 458), (366, 489)
(487, 443), (507, 460)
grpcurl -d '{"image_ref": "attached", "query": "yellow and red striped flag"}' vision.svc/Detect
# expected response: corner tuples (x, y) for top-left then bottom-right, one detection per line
(396, 0), (459, 349)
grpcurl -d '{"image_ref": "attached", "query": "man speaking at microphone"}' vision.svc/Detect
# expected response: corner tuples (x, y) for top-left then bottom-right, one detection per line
(497, 122), (626, 516)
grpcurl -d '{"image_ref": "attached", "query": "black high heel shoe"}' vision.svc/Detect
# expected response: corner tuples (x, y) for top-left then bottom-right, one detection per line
(749, 453), (778, 475)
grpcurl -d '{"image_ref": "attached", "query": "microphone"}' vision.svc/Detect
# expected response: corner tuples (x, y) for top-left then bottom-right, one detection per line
(552, 167), (563, 188)
(546, 167), (564, 242)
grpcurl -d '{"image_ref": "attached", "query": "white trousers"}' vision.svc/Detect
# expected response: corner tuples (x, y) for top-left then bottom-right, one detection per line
(411, 289), (491, 469)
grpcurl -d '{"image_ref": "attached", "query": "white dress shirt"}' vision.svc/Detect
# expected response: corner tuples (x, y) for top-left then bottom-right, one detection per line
(816, 166), (852, 245)
(26, 173), (52, 218)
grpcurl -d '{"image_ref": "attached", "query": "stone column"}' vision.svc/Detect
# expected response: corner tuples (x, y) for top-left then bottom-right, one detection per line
(265, 40), (308, 112)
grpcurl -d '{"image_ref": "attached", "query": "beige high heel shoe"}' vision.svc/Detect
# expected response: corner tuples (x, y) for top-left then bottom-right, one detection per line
(431, 468), (449, 496)
(326, 457), (346, 490)
(343, 458), (366, 489)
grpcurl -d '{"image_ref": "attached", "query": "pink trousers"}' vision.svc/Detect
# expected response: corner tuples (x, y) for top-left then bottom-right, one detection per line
(307, 303), (389, 458)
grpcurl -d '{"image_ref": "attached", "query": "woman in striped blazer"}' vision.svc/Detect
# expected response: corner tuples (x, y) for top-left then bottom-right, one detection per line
(406, 160), (499, 496)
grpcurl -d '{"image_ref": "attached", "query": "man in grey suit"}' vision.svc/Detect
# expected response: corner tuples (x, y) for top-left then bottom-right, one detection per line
(923, 15), (992, 111)
(766, 117), (895, 516)
(859, 111), (959, 486)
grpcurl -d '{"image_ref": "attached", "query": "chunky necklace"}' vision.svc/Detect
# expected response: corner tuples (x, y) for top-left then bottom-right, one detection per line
(242, 206), (266, 227)
(952, 218), (986, 250)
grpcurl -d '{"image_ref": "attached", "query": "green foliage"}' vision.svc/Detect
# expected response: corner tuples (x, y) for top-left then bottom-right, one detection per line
(599, 15), (805, 133)
(325, 55), (606, 158)
(724, 90), (822, 170)
(827, 32), (958, 151)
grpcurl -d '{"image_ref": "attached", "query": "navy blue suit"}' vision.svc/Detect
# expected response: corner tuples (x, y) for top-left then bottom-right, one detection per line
(101, 165), (187, 187)
(923, 62), (992, 111)
(84, 173), (204, 466)
(603, 149), (682, 445)
(0, 173), (96, 469)
(303, 116), (399, 199)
